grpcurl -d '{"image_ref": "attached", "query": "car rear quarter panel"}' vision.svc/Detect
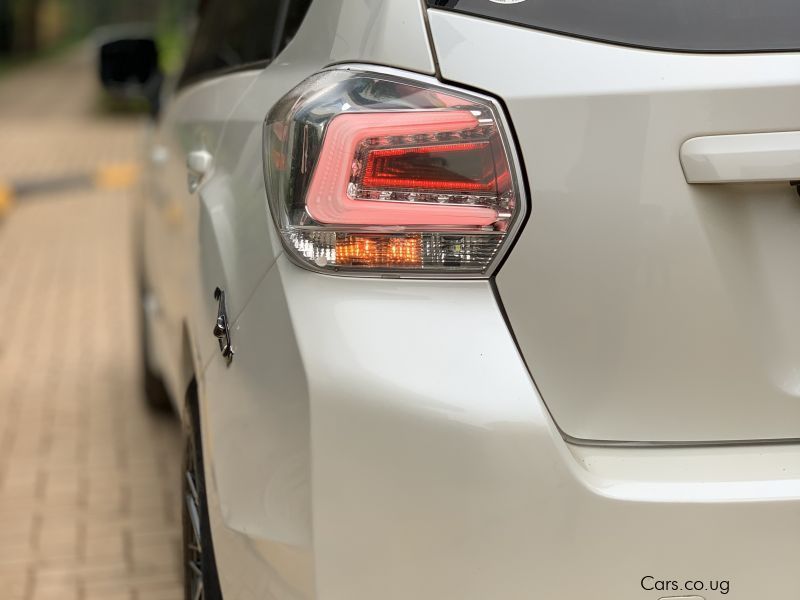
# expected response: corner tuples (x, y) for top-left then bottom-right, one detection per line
(192, 1), (437, 598)
(196, 7), (800, 600)
(209, 254), (800, 600)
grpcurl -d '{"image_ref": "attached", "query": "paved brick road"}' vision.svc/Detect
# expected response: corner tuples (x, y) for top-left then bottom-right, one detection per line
(0, 46), (183, 600)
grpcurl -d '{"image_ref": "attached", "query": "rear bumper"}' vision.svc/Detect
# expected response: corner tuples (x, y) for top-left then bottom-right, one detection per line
(201, 255), (800, 600)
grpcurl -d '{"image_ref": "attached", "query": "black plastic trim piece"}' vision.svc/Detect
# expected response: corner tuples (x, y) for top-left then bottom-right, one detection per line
(427, 2), (800, 55)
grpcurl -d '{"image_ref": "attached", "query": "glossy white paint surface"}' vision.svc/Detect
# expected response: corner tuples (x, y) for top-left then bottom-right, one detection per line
(201, 262), (313, 600)
(681, 130), (800, 183)
(143, 0), (437, 401)
(329, 0), (435, 74)
(430, 10), (800, 442)
(203, 254), (800, 599)
(570, 442), (800, 502)
(140, 3), (800, 599)
(141, 1), (438, 598)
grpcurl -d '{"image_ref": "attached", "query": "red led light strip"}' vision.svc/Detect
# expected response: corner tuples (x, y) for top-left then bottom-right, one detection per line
(304, 110), (500, 226)
(360, 142), (495, 192)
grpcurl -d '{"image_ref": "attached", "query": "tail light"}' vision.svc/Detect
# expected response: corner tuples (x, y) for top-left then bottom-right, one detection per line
(264, 66), (526, 277)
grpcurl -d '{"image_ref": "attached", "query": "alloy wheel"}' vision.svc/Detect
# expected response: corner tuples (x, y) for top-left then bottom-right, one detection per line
(183, 433), (204, 600)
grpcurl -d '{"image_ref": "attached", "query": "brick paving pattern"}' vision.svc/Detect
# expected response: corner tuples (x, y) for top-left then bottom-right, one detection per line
(0, 46), (183, 599)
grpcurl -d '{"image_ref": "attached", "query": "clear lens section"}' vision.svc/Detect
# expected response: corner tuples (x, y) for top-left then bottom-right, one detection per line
(289, 231), (505, 271)
(264, 68), (523, 276)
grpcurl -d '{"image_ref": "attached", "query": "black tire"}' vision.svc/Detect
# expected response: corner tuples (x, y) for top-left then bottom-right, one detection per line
(139, 278), (172, 411)
(183, 388), (223, 600)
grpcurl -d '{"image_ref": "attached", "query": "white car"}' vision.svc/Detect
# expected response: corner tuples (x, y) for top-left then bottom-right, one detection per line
(110, 0), (800, 598)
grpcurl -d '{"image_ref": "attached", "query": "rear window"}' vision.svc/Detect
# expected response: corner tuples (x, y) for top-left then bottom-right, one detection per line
(179, 0), (313, 88)
(428, 0), (800, 53)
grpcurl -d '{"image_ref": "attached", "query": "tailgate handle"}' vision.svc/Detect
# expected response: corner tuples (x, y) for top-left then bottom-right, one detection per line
(680, 130), (800, 184)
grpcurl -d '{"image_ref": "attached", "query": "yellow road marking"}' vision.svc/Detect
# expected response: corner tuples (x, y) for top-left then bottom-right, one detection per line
(94, 162), (140, 190)
(0, 163), (140, 215)
(0, 184), (13, 218)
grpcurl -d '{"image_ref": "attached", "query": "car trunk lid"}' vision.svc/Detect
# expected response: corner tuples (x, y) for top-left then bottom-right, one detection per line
(428, 9), (800, 443)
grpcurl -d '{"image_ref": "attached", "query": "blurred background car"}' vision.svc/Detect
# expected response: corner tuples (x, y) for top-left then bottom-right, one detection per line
(95, 24), (162, 115)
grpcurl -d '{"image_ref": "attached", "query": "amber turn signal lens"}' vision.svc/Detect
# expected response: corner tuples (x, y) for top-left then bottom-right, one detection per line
(336, 235), (422, 267)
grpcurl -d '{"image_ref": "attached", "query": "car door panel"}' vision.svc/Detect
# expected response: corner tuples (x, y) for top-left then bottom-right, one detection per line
(146, 72), (257, 402)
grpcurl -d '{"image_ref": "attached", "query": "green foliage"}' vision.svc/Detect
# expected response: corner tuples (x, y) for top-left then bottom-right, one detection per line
(157, 26), (188, 75)
(0, 0), (194, 59)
